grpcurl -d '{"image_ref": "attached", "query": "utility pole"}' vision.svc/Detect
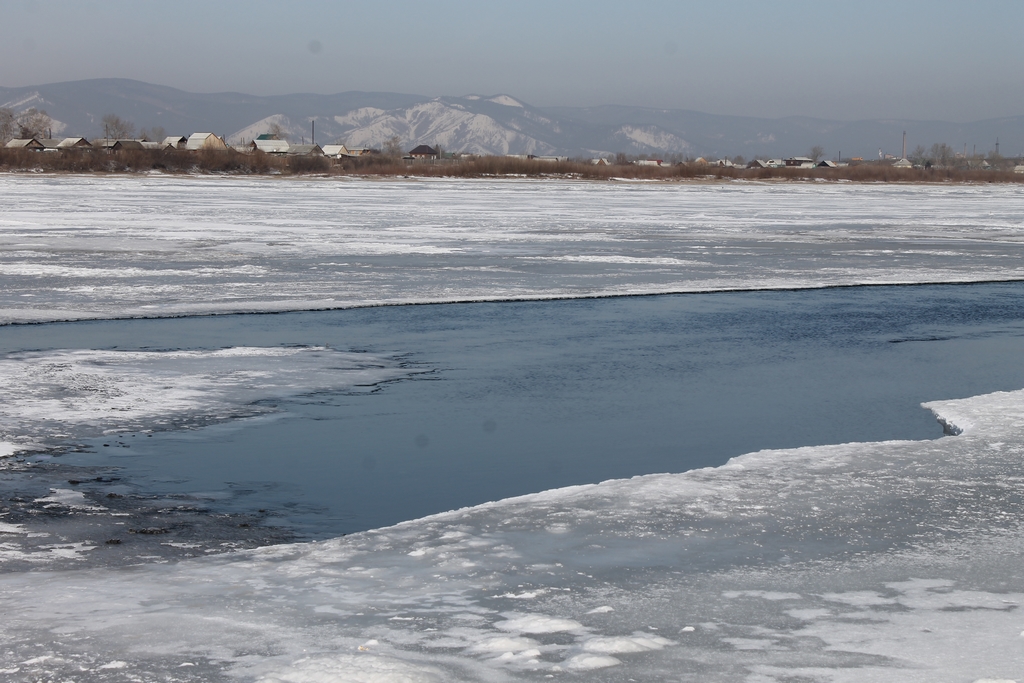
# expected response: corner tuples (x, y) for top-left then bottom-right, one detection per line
(902, 131), (906, 159)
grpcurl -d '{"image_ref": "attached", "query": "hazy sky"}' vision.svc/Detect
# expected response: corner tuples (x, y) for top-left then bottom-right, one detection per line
(3, 0), (1023, 121)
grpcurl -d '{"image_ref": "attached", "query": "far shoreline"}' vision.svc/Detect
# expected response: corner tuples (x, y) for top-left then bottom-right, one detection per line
(2, 148), (1023, 184)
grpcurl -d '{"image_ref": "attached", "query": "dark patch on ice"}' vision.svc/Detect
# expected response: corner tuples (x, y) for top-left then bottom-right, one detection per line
(888, 335), (954, 343)
(0, 459), (298, 573)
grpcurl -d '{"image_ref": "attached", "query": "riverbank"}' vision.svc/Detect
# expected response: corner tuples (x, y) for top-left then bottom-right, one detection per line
(2, 148), (1023, 183)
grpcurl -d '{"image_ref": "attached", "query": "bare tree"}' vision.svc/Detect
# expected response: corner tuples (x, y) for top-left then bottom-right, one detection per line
(0, 108), (15, 144)
(267, 122), (286, 141)
(102, 114), (135, 139)
(809, 145), (825, 162)
(17, 108), (52, 138)
(383, 135), (403, 157)
(139, 126), (166, 142)
(929, 142), (954, 166)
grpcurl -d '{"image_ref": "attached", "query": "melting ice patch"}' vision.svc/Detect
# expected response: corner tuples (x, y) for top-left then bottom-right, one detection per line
(0, 346), (414, 451)
(1, 388), (1023, 681)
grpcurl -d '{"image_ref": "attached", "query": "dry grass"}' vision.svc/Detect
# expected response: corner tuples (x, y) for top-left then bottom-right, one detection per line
(1, 148), (1021, 184)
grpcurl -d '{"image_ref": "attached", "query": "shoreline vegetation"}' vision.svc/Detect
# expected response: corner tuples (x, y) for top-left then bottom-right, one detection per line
(2, 147), (1024, 183)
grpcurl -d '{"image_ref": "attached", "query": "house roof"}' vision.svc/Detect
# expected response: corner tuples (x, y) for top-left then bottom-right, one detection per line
(112, 140), (145, 150)
(162, 136), (187, 145)
(252, 139), (290, 153)
(287, 144), (323, 156)
(5, 138), (43, 149)
(38, 139), (63, 149)
(409, 144), (438, 156)
(57, 137), (91, 148)
(186, 133), (224, 150)
(321, 144), (349, 156)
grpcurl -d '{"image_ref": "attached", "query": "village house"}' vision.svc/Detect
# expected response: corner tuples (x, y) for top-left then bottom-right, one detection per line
(784, 156), (815, 168)
(408, 144), (439, 160)
(5, 138), (44, 150)
(321, 144), (350, 158)
(186, 133), (227, 151)
(162, 136), (187, 149)
(286, 144), (324, 157)
(57, 137), (92, 149)
(251, 138), (290, 154)
(111, 140), (145, 151)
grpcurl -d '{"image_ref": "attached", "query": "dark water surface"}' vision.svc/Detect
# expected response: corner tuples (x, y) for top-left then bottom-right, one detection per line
(4, 282), (1024, 538)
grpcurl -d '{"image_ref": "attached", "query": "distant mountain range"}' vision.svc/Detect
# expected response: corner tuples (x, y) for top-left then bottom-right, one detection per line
(2, 78), (1021, 159)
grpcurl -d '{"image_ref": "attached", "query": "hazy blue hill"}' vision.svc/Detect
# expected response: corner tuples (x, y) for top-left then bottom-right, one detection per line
(1, 78), (1020, 158)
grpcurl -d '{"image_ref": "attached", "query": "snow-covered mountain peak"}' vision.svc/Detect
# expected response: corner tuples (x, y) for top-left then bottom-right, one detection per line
(487, 95), (524, 108)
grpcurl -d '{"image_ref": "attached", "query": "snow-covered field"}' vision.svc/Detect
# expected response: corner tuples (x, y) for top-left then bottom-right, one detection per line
(2, 176), (1024, 682)
(1, 175), (1023, 323)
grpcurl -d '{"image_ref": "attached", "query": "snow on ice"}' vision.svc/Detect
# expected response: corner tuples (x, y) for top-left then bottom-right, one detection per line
(1, 389), (1023, 681)
(1, 176), (1023, 324)
(0, 346), (417, 451)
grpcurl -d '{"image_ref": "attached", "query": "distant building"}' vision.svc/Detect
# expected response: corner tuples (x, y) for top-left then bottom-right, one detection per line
(892, 158), (912, 168)
(5, 138), (44, 150)
(57, 137), (92, 149)
(111, 140), (145, 151)
(162, 136), (187, 150)
(747, 159), (769, 168)
(286, 144), (324, 157)
(37, 139), (63, 151)
(784, 157), (815, 168)
(634, 159), (663, 166)
(817, 160), (838, 168)
(590, 158), (610, 165)
(321, 144), (350, 158)
(408, 144), (439, 159)
(251, 139), (290, 154)
(533, 155), (568, 162)
(1015, 165), (1024, 174)
(186, 133), (227, 151)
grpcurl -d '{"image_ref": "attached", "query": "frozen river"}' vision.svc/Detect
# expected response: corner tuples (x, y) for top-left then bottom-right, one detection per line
(1, 175), (1023, 323)
(1, 177), (1024, 682)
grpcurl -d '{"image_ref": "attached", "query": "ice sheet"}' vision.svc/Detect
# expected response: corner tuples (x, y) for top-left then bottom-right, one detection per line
(0, 346), (416, 451)
(1, 176), (1023, 324)
(1, 388), (1023, 681)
